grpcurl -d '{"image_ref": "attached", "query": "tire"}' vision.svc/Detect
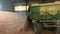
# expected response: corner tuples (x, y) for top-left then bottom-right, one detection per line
(32, 22), (44, 34)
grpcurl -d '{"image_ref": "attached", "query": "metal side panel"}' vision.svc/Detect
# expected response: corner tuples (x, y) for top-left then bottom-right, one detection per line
(29, 4), (60, 20)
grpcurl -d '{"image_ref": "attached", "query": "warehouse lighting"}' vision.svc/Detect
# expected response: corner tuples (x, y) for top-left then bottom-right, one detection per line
(15, 6), (29, 11)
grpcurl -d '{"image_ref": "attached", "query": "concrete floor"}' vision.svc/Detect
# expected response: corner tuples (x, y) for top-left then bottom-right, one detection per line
(18, 28), (56, 34)
(17, 28), (35, 34)
(0, 11), (35, 34)
(0, 11), (25, 34)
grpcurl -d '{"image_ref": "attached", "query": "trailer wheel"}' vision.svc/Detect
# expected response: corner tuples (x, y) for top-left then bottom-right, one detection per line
(32, 22), (44, 34)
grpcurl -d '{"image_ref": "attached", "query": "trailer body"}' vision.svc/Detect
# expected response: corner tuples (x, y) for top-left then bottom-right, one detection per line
(29, 4), (60, 20)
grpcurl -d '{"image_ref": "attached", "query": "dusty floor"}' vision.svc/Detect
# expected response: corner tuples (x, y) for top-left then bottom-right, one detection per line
(18, 28), (57, 34)
(0, 11), (25, 34)
(17, 28), (35, 34)
(0, 11), (35, 34)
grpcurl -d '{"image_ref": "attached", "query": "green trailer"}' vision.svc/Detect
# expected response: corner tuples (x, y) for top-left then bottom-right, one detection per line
(29, 3), (60, 20)
(28, 2), (60, 34)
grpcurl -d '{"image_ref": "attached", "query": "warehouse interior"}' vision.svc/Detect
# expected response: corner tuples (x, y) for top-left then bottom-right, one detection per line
(0, 0), (60, 34)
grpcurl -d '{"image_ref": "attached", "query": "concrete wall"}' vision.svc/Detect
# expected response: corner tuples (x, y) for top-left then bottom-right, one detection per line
(14, 2), (27, 19)
(14, 2), (26, 6)
(14, 2), (27, 29)
(0, 0), (14, 11)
